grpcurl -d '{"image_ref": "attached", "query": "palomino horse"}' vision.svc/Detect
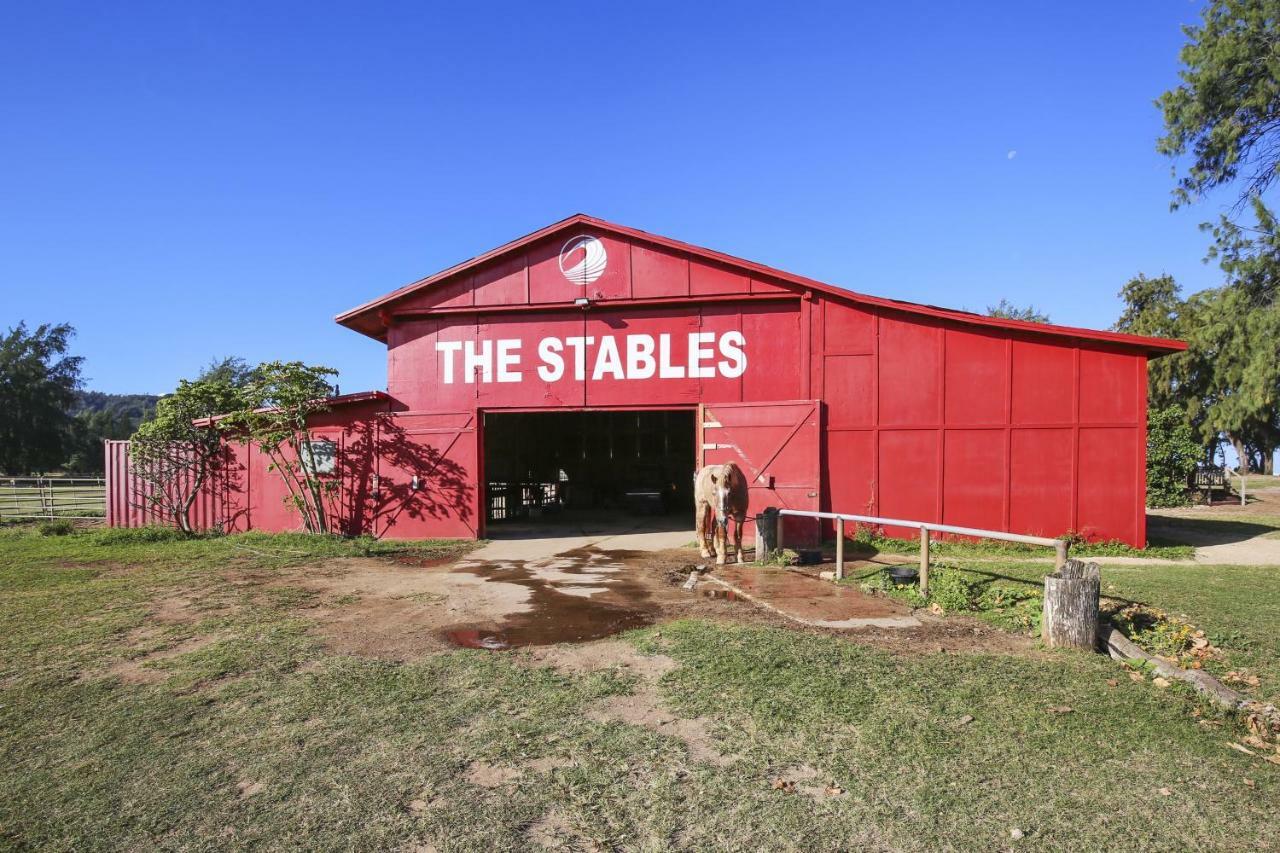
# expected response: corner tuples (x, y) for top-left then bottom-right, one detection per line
(694, 462), (749, 565)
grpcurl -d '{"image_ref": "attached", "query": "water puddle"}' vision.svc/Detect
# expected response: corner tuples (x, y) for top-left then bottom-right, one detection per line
(439, 548), (658, 649)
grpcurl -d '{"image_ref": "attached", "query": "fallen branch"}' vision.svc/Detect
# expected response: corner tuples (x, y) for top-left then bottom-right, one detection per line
(1098, 623), (1247, 710)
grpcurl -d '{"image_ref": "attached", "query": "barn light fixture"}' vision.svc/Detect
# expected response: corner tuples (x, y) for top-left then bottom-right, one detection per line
(411, 475), (420, 492)
(574, 296), (592, 308)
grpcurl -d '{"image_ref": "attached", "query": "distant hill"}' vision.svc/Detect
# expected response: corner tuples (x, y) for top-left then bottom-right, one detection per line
(70, 391), (160, 423)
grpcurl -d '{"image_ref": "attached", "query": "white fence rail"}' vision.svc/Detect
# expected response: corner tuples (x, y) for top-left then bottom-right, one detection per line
(0, 477), (107, 520)
(776, 508), (1069, 594)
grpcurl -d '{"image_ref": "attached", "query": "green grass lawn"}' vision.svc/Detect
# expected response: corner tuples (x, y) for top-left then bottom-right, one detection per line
(849, 556), (1280, 707)
(1, 527), (1278, 850)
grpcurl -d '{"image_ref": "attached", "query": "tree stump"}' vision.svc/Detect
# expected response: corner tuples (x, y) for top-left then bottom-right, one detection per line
(1041, 559), (1100, 650)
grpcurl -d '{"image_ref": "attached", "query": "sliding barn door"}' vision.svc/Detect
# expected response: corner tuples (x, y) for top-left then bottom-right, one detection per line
(698, 400), (821, 547)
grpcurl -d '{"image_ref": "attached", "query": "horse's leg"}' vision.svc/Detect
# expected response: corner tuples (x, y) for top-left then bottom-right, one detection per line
(734, 515), (745, 564)
(696, 500), (711, 559)
(714, 520), (727, 566)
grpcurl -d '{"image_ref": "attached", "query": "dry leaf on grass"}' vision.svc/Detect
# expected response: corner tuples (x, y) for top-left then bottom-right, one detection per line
(1046, 705), (1073, 715)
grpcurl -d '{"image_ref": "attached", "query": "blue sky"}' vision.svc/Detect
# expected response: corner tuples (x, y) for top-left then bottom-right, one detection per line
(0, 1), (1221, 395)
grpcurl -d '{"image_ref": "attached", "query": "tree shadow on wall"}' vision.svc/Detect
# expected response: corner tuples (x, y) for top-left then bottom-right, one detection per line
(334, 416), (473, 537)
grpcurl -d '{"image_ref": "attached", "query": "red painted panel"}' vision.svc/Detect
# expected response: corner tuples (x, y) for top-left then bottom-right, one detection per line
(751, 276), (790, 294)
(472, 312), (589, 409)
(879, 317), (941, 425)
(396, 274), (472, 311)
(701, 401), (821, 546)
(631, 243), (689, 299)
(741, 304), (802, 402)
(582, 308), (700, 407)
(696, 305), (744, 405)
(1079, 348), (1138, 424)
(387, 319), (438, 411)
(823, 302), (874, 353)
(1078, 427), (1138, 544)
(1011, 340), (1074, 424)
(878, 430), (939, 536)
(376, 412), (479, 538)
(472, 256), (527, 307)
(529, 232), (631, 304)
(690, 259), (750, 296)
(943, 429), (1006, 530)
(944, 329), (1007, 425)
(1009, 428), (1073, 538)
(426, 316), (481, 412)
(823, 355), (873, 427)
(825, 430), (875, 516)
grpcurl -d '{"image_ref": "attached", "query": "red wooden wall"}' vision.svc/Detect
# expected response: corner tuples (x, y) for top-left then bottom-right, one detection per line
(817, 299), (1147, 545)
(108, 221), (1158, 546)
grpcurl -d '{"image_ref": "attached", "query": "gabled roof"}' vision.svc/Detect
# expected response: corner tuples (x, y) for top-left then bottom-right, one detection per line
(335, 214), (1186, 355)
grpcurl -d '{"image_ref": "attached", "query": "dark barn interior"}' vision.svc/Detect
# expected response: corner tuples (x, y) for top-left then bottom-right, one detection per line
(482, 410), (695, 526)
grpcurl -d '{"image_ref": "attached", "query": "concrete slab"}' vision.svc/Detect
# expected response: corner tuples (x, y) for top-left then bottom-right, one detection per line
(468, 517), (692, 564)
(709, 565), (920, 629)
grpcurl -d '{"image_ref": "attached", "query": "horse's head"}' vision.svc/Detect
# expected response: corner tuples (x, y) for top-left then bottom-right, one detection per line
(710, 468), (731, 530)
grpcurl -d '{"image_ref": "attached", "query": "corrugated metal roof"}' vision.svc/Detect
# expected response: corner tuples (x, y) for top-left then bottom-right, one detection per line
(335, 213), (1186, 356)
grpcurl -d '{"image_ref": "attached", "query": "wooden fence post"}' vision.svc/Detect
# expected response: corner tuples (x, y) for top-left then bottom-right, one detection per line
(835, 518), (845, 580)
(1041, 559), (1100, 650)
(919, 527), (930, 596)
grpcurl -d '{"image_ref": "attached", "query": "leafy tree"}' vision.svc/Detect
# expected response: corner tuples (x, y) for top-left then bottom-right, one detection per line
(198, 356), (256, 387)
(224, 361), (339, 534)
(986, 299), (1050, 323)
(0, 323), (83, 474)
(1113, 274), (1204, 415)
(64, 409), (134, 474)
(1146, 406), (1203, 507)
(1157, 0), (1280, 210)
(130, 378), (247, 533)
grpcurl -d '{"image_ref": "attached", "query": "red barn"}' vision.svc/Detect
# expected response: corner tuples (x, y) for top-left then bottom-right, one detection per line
(108, 214), (1184, 547)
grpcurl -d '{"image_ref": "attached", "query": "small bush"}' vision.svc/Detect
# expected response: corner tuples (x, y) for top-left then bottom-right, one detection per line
(927, 569), (981, 612)
(90, 525), (190, 545)
(1146, 406), (1201, 508)
(38, 520), (75, 537)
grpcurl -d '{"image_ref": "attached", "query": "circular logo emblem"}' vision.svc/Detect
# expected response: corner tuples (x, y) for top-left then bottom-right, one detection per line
(558, 235), (608, 286)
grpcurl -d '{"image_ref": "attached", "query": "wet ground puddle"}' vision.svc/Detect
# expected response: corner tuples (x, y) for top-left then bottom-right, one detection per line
(438, 547), (658, 650)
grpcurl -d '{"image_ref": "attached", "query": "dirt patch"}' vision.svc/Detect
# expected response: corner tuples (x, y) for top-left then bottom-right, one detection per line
(587, 693), (734, 766)
(769, 764), (846, 801)
(235, 780), (264, 800)
(463, 761), (522, 789)
(522, 755), (576, 774)
(216, 546), (1044, 662)
(527, 809), (601, 852)
(281, 557), (532, 660)
(95, 632), (229, 684)
(521, 639), (677, 680)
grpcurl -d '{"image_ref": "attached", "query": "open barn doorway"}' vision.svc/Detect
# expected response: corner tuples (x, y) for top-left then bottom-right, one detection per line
(481, 409), (696, 537)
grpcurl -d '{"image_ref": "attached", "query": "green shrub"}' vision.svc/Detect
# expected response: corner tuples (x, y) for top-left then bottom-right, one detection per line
(1146, 406), (1202, 508)
(37, 520), (75, 537)
(927, 568), (981, 612)
(90, 525), (190, 545)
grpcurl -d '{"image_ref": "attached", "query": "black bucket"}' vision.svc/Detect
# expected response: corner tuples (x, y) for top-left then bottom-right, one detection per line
(754, 507), (780, 560)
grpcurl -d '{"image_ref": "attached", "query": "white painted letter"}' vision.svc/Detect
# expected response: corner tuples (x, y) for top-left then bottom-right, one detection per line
(626, 334), (656, 379)
(537, 337), (564, 382)
(564, 336), (595, 381)
(658, 333), (685, 379)
(435, 340), (462, 384)
(688, 331), (716, 378)
(496, 339), (522, 382)
(592, 335), (625, 380)
(463, 339), (492, 384)
(718, 331), (747, 378)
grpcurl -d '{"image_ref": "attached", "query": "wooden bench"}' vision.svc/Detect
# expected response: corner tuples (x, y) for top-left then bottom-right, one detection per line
(1190, 467), (1230, 505)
